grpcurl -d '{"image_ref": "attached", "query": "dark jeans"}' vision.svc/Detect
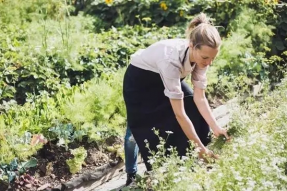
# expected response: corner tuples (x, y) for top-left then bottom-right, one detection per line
(124, 125), (139, 174)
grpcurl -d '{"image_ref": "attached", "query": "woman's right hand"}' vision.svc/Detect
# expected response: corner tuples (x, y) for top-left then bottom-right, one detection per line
(198, 147), (218, 162)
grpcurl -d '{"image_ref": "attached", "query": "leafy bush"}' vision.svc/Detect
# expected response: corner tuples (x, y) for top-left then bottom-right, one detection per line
(192, 0), (287, 85)
(0, 0), (73, 24)
(1, 0), (286, 105)
(0, 68), (127, 164)
(0, 10), (184, 104)
(76, 0), (192, 29)
(206, 7), (275, 99)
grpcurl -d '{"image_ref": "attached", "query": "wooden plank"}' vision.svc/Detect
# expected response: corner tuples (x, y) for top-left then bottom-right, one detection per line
(65, 161), (125, 191)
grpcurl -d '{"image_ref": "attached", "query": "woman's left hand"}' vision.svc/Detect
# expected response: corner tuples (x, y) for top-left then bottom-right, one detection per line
(212, 126), (230, 140)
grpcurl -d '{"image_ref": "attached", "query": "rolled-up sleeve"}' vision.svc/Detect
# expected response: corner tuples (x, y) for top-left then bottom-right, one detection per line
(157, 60), (183, 99)
(192, 65), (208, 89)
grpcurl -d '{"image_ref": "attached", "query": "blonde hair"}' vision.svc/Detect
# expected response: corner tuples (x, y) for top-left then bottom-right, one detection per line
(186, 13), (221, 49)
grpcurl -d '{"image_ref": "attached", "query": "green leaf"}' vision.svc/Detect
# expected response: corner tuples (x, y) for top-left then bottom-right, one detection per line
(9, 158), (18, 171)
(7, 171), (16, 183)
(19, 157), (37, 174)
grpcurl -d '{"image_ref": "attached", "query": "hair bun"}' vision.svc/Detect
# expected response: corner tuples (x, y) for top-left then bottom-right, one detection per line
(185, 13), (221, 49)
(186, 13), (211, 33)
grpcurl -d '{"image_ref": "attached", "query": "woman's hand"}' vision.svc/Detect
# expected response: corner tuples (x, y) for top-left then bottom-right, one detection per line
(198, 147), (218, 162)
(212, 125), (230, 140)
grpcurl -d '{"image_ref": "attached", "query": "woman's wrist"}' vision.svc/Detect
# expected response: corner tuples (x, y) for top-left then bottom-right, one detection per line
(210, 122), (220, 131)
(194, 141), (206, 151)
(197, 145), (209, 156)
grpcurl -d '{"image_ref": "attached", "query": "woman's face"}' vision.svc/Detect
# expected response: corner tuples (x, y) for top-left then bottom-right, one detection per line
(189, 44), (219, 69)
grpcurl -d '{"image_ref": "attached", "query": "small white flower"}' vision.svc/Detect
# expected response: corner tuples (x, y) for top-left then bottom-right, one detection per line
(152, 179), (159, 185)
(148, 159), (155, 165)
(179, 166), (186, 172)
(156, 144), (163, 148)
(144, 139), (148, 143)
(192, 183), (201, 190)
(233, 171), (243, 181)
(181, 156), (188, 161)
(173, 177), (181, 183)
(174, 172), (181, 176)
(165, 131), (174, 134)
(233, 154), (239, 158)
(247, 180), (256, 188)
(159, 167), (166, 173)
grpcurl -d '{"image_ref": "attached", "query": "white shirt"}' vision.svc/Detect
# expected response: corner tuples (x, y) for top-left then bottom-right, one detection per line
(130, 39), (208, 99)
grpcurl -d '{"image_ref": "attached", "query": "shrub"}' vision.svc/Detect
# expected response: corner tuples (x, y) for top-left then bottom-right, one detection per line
(76, 0), (192, 29)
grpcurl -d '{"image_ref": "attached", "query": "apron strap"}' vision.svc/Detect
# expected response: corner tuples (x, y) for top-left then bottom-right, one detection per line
(181, 47), (189, 66)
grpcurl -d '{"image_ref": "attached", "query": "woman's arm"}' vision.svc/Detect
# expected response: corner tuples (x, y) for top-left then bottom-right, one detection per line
(169, 99), (209, 155)
(193, 87), (229, 138)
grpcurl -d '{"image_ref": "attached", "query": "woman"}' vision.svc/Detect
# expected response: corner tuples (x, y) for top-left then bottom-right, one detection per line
(123, 13), (229, 172)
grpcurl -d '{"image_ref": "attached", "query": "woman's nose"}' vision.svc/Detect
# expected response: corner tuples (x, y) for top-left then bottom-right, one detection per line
(206, 60), (212, 66)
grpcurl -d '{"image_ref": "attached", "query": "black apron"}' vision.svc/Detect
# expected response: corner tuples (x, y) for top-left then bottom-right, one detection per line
(123, 48), (210, 171)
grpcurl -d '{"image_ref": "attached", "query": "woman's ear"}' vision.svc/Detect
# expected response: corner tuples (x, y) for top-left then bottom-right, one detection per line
(189, 43), (193, 49)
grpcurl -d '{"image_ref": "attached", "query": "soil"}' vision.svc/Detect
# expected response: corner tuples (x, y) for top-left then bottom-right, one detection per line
(5, 135), (123, 191)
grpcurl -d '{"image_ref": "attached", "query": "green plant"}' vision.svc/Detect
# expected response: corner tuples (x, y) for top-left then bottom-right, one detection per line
(137, 128), (200, 191)
(0, 112), (44, 164)
(66, 147), (87, 174)
(0, 157), (37, 183)
(78, 0), (192, 28)
(206, 7), (274, 99)
(209, 119), (247, 151)
(49, 123), (75, 149)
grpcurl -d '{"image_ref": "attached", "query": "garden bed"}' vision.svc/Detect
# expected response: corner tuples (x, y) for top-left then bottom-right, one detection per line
(3, 136), (123, 191)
